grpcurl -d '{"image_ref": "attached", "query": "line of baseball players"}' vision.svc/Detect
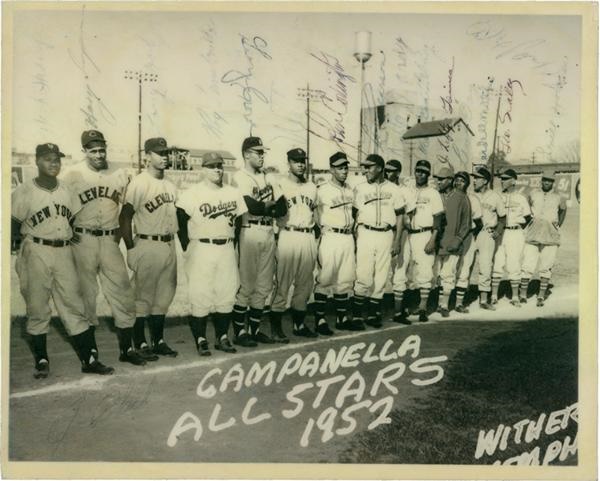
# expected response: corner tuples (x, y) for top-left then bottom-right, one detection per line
(11, 131), (567, 380)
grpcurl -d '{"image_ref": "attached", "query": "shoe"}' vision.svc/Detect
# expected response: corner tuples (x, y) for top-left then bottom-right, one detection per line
(82, 360), (115, 375)
(480, 302), (496, 311)
(418, 310), (429, 322)
(34, 359), (49, 379)
(293, 325), (318, 338)
(215, 338), (237, 353)
(234, 333), (258, 348)
(335, 318), (348, 330)
(519, 297), (528, 304)
(343, 319), (365, 331)
(153, 341), (178, 357)
(393, 311), (411, 325)
(536, 298), (545, 307)
(510, 299), (522, 308)
(316, 322), (334, 336)
(119, 350), (147, 366)
(197, 339), (211, 356)
(365, 317), (383, 328)
(491, 298), (498, 306)
(455, 305), (469, 314)
(271, 331), (290, 344)
(136, 345), (159, 361)
(437, 307), (450, 318)
(252, 331), (276, 344)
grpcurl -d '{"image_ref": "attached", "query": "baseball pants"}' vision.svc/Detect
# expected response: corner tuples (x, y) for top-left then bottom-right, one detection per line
(456, 233), (477, 290)
(71, 234), (136, 328)
(128, 238), (177, 317)
(272, 230), (317, 312)
(16, 239), (89, 336)
(438, 254), (460, 293)
(394, 231), (435, 290)
(314, 231), (355, 296)
(355, 227), (393, 300)
(184, 240), (239, 317)
(236, 226), (276, 310)
(392, 231), (412, 293)
(493, 229), (525, 281)
(476, 229), (496, 292)
(521, 243), (558, 280)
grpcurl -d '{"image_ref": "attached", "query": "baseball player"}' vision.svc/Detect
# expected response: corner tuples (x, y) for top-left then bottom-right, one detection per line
(434, 168), (471, 317)
(383, 159), (403, 301)
(62, 130), (143, 365)
(454, 172), (483, 313)
(176, 152), (248, 356)
(490, 168), (532, 306)
(313, 151), (357, 333)
(471, 165), (506, 310)
(270, 148), (319, 340)
(119, 138), (179, 360)
(392, 159), (443, 323)
(353, 154), (412, 328)
(519, 171), (567, 307)
(12, 143), (114, 378)
(231, 136), (286, 346)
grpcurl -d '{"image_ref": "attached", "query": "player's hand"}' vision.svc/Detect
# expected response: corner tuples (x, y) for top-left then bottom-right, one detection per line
(10, 237), (21, 254)
(424, 237), (437, 255)
(490, 229), (501, 240)
(552, 221), (560, 230)
(70, 233), (81, 245)
(126, 245), (138, 271)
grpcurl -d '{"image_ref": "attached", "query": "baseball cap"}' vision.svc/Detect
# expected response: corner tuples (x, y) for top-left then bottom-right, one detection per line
(385, 159), (402, 172)
(242, 136), (269, 152)
(81, 130), (106, 148)
(202, 152), (224, 167)
(434, 166), (455, 179)
(362, 154), (385, 168)
(36, 142), (66, 158)
(144, 137), (170, 154)
(471, 165), (492, 182)
(541, 170), (556, 181)
(454, 171), (470, 185)
(287, 148), (307, 161)
(498, 168), (518, 180)
(415, 159), (431, 174)
(329, 151), (349, 167)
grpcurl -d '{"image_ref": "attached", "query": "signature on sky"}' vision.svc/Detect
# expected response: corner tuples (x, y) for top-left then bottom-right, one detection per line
(498, 78), (526, 154)
(440, 57), (455, 114)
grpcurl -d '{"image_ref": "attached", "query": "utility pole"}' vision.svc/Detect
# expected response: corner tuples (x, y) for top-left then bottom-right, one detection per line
(297, 85), (326, 179)
(490, 88), (503, 189)
(354, 31), (373, 166)
(124, 70), (159, 172)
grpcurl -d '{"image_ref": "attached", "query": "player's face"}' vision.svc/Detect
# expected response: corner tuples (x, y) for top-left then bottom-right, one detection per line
(245, 148), (265, 170)
(541, 179), (554, 192)
(289, 159), (306, 178)
(473, 176), (487, 192)
(362, 164), (382, 183)
(454, 176), (467, 192)
(331, 164), (349, 183)
(204, 163), (224, 185)
(36, 153), (61, 177)
(501, 177), (515, 191)
(83, 142), (108, 171)
(415, 169), (429, 186)
(384, 169), (399, 183)
(436, 177), (453, 192)
(149, 151), (169, 170)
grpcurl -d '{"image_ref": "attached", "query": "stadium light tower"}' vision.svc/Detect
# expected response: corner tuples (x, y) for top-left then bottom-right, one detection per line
(353, 31), (372, 166)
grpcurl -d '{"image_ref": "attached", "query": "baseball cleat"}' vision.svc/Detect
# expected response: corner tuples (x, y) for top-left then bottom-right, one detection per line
(271, 332), (290, 344)
(215, 338), (237, 353)
(136, 346), (159, 361)
(34, 359), (49, 379)
(119, 350), (147, 366)
(316, 323), (334, 336)
(480, 302), (496, 311)
(418, 310), (429, 323)
(365, 317), (383, 329)
(393, 311), (411, 325)
(234, 333), (258, 348)
(197, 340), (211, 356)
(490, 298), (498, 306)
(536, 298), (545, 307)
(293, 325), (318, 338)
(519, 297), (528, 304)
(252, 332), (276, 344)
(82, 360), (115, 375)
(437, 307), (450, 318)
(455, 305), (469, 314)
(345, 319), (366, 331)
(153, 341), (178, 357)
(510, 299), (522, 308)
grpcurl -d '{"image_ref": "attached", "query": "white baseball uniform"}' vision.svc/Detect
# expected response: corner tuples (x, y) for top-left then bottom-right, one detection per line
(176, 180), (247, 317)
(271, 176), (318, 313)
(475, 188), (506, 292)
(61, 161), (135, 328)
(456, 192), (483, 289)
(124, 171), (178, 317)
(12, 179), (89, 337)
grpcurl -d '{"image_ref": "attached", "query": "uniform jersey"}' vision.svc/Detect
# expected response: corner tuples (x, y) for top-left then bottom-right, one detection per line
(273, 176), (317, 229)
(231, 169), (275, 226)
(61, 161), (130, 229)
(501, 191), (531, 226)
(176, 180), (247, 239)
(353, 180), (411, 229)
(476, 189), (506, 228)
(12, 179), (80, 241)
(316, 180), (354, 229)
(529, 190), (566, 224)
(409, 185), (444, 229)
(125, 171), (178, 235)
(468, 193), (483, 229)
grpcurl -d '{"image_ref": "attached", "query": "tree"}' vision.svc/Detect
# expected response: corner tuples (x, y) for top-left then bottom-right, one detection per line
(556, 140), (580, 164)
(487, 150), (508, 173)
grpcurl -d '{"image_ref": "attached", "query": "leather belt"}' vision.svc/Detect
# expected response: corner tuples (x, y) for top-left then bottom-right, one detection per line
(505, 226), (522, 230)
(329, 227), (353, 235)
(283, 226), (312, 233)
(408, 227), (433, 234)
(139, 234), (174, 242)
(198, 238), (233, 245)
(242, 219), (273, 228)
(360, 224), (393, 232)
(74, 227), (118, 237)
(32, 237), (70, 247)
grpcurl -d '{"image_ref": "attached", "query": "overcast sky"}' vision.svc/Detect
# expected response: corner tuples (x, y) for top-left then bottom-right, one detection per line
(11, 7), (581, 170)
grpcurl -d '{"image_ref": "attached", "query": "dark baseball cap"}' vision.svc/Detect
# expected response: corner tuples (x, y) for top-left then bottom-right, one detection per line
(385, 159), (402, 172)
(454, 171), (470, 185)
(362, 154), (384, 168)
(472, 165), (492, 182)
(242, 136), (269, 152)
(144, 137), (170, 154)
(287, 148), (307, 161)
(81, 130), (106, 148)
(202, 152), (224, 167)
(329, 151), (349, 167)
(36, 142), (66, 158)
(498, 168), (518, 180)
(415, 159), (431, 174)
(434, 166), (455, 179)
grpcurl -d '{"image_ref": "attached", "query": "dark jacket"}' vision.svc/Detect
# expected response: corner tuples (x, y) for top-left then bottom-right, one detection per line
(438, 190), (472, 255)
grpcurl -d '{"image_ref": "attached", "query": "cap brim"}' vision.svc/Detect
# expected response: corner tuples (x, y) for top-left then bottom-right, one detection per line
(385, 167), (399, 172)
(331, 160), (349, 167)
(247, 146), (270, 152)
(415, 167), (430, 174)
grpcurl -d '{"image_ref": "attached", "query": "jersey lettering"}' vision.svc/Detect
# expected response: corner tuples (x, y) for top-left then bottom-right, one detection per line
(145, 192), (176, 213)
(199, 200), (238, 225)
(363, 191), (392, 205)
(287, 194), (316, 210)
(253, 184), (274, 202)
(79, 185), (121, 205)
(29, 203), (73, 226)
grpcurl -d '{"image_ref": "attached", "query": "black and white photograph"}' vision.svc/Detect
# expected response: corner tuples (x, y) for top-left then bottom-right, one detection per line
(2, 1), (597, 479)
